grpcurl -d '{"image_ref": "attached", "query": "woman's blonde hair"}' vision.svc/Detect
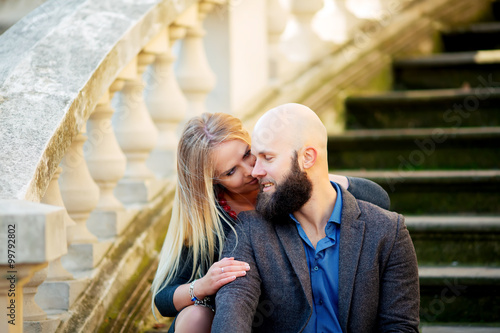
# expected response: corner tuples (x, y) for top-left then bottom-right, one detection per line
(151, 112), (250, 317)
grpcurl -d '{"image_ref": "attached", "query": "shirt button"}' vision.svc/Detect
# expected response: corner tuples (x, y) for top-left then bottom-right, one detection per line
(319, 300), (323, 305)
(313, 266), (319, 271)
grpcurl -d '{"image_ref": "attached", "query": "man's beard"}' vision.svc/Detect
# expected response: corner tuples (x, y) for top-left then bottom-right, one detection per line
(255, 154), (312, 224)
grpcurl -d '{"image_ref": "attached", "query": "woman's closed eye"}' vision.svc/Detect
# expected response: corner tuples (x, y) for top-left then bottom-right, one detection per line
(243, 149), (251, 158)
(223, 147), (252, 177)
(225, 167), (236, 177)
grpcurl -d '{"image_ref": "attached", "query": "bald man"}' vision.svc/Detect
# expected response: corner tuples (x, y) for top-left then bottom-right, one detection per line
(212, 103), (420, 333)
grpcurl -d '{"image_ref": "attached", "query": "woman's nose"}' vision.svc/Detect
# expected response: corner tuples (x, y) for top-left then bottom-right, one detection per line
(243, 159), (254, 176)
(250, 153), (256, 167)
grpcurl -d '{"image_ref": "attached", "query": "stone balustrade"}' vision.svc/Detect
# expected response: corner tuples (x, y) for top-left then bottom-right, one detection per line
(0, 200), (66, 333)
(0, 0), (405, 331)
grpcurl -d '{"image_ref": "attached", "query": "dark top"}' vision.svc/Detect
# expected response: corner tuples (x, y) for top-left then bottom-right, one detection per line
(154, 176), (390, 332)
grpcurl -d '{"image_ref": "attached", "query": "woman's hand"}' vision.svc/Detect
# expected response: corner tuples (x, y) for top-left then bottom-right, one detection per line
(328, 174), (349, 188)
(194, 257), (250, 298)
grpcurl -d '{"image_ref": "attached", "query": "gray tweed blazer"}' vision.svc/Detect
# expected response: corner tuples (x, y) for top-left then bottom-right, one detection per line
(212, 186), (420, 333)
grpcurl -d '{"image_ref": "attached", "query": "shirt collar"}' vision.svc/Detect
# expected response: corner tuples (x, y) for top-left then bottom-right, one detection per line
(290, 181), (343, 232)
(329, 181), (342, 225)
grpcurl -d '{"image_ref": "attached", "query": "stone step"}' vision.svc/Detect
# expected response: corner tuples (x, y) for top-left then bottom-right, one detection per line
(419, 266), (500, 323)
(406, 215), (500, 266)
(327, 127), (500, 170)
(441, 22), (500, 52)
(494, 0), (500, 21)
(392, 50), (500, 90)
(334, 170), (500, 214)
(344, 88), (500, 129)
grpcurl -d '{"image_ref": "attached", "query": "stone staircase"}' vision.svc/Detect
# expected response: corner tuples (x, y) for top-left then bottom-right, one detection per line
(330, 1), (500, 330)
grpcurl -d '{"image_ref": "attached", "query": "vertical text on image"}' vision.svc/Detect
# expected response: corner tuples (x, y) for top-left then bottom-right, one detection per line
(6, 224), (17, 326)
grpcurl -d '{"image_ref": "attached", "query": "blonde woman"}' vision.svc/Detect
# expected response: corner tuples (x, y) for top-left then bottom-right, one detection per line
(151, 113), (390, 333)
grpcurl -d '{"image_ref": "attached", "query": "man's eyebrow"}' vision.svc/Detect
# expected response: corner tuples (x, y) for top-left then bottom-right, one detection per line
(255, 149), (273, 156)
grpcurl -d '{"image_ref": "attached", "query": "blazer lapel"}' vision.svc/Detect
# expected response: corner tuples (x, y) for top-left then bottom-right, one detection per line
(274, 220), (313, 309)
(338, 187), (365, 332)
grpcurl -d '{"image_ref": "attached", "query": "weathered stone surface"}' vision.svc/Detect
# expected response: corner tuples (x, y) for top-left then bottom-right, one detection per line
(57, 182), (175, 333)
(0, 200), (66, 264)
(36, 278), (89, 311)
(0, 0), (197, 201)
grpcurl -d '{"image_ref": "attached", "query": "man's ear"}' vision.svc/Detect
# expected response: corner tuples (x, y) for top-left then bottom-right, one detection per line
(302, 146), (317, 169)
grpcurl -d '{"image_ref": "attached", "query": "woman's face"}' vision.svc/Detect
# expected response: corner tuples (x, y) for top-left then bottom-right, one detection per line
(212, 139), (259, 195)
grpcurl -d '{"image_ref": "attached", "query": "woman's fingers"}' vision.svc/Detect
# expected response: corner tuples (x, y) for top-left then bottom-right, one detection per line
(220, 257), (248, 265)
(218, 263), (250, 275)
(219, 259), (250, 268)
(216, 269), (248, 288)
(201, 259), (251, 293)
(216, 258), (250, 277)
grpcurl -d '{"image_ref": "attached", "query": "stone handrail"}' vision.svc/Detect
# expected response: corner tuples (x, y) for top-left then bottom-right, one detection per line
(0, 0), (199, 202)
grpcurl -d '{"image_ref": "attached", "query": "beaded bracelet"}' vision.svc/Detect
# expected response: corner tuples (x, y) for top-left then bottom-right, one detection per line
(189, 279), (214, 312)
(189, 279), (199, 302)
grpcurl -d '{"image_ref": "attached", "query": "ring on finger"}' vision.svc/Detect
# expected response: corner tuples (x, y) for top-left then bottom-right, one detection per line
(221, 267), (224, 273)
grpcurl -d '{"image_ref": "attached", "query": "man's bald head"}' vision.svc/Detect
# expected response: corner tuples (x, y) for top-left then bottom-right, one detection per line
(251, 103), (331, 217)
(252, 103), (327, 156)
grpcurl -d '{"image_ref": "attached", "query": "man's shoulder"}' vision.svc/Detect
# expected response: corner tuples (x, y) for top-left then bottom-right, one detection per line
(355, 198), (404, 234)
(237, 210), (262, 221)
(236, 210), (277, 232)
(342, 185), (401, 227)
(357, 199), (399, 219)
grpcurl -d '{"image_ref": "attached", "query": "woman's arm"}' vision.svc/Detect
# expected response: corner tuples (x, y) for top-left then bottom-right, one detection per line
(328, 174), (349, 189)
(171, 258), (250, 311)
(328, 174), (391, 210)
(345, 176), (390, 210)
(154, 248), (250, 317)
(154, 247), (193, 317)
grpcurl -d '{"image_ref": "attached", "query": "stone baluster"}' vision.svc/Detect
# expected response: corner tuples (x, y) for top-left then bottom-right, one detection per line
(203, 0), (269, 115)
(267, 0), (289, 82)
(0, 200), (66, 333)
(176, 2), (219, 117)
(1, 263), (46, 333)
(23, 267), (60, 331)
(59, 124), (110, 272)
(113, 55), (162, 205)
(85, 86), (129, 238)
(23, 269), (48, 323)
(35, 167), (88, 313)
(313, 0), (361, 44)
(280, 0), (326, 63)
(146, 27), (188, 178)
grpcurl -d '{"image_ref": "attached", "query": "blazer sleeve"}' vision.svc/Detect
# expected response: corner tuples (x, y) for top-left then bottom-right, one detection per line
(378, 214), (420, 332)
(154, 246), (194, 317)
(346, 176), (391, 210)
(212, 215), (262, 333)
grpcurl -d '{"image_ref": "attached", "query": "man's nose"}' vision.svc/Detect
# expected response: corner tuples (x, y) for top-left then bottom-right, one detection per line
(251, 159), (266, 179)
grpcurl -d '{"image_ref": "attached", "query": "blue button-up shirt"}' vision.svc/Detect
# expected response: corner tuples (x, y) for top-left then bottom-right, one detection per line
(290, 181), (342, 333)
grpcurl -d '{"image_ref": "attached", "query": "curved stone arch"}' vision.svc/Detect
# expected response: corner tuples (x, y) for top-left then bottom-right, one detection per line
(0, 0), (196, 201)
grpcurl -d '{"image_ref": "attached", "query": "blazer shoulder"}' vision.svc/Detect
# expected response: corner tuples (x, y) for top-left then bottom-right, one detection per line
(356, 199), (404, 234)
(237, 210), (261, 222)
(236, 210), (275, 233)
